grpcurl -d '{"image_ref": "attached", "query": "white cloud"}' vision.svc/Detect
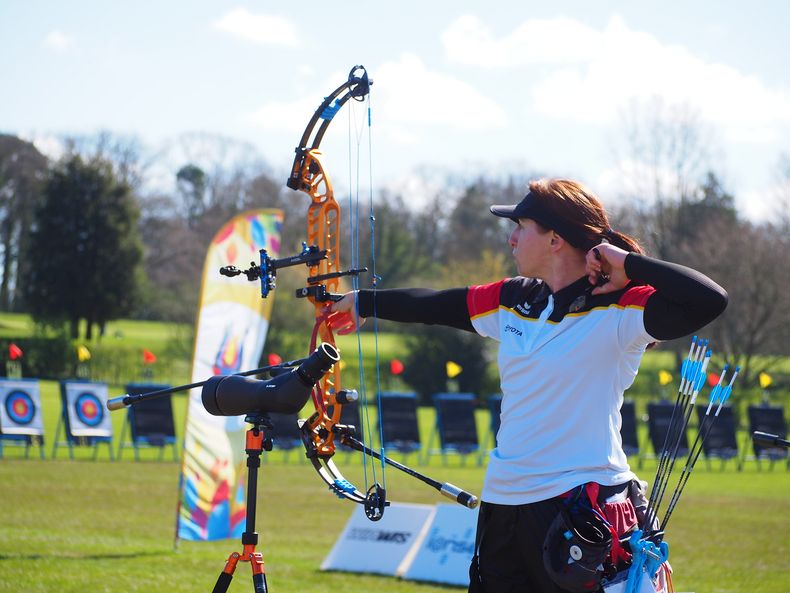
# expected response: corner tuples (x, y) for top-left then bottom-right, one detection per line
(443, 14), (790, 141)
(374, 54), (507, 133)
(442, 14), (602, 66)
(26, 133), (66, 161)
(43, 30), (74, 52)
(249, 54), (507, 143)
(249, 96), (320, 133)
(214, 8), (298, 47)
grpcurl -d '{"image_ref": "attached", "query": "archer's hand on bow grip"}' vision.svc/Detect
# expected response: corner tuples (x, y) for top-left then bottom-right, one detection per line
(328, 291), (367, 335)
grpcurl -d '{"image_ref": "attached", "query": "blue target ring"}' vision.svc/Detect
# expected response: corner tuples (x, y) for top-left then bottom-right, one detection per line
(5, 390), (34, 425)
(74, 392), (104, 426)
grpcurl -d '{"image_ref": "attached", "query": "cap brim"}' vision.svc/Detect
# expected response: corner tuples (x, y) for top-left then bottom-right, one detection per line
(490, 204), (518, 218)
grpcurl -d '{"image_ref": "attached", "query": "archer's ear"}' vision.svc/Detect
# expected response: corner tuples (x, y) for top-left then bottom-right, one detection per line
(549, 232), (564, 251)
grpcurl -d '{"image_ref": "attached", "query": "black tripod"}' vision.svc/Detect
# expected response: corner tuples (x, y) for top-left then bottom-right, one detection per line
(213, 414), (273, 593)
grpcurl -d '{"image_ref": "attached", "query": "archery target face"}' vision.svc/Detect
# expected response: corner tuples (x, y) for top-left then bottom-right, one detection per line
(0, 379), (44, 436)
(63, 382), (112, 437)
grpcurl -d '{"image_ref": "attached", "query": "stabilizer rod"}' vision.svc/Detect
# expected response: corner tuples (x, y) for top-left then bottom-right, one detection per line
(339, 434), (479, 510)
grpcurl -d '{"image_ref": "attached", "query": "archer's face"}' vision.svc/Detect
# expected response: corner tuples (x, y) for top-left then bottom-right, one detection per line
(508, 218), (552, 278)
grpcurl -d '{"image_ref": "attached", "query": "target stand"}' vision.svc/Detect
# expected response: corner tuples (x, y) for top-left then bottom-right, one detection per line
(52, 380), (114, 460)
(0, 379), (45, 459)
(117, 383), (178, 461)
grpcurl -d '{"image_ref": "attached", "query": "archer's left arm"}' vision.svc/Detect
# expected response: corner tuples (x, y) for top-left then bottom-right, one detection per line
(357, 287), (475, 332)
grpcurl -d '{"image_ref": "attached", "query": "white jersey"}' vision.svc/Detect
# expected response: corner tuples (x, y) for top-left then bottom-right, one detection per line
(467, 276), (656, 504)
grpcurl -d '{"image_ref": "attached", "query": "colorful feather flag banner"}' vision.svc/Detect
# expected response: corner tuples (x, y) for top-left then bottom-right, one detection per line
(176, 210), (283, 543)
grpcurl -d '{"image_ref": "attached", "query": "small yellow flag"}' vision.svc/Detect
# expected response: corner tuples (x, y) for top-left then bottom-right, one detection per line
(658, 370), (673, 386)
(77, 345), (92, 362)
(338, 360), (347, 371)
(759, 372), (773, 389)
(446, 361), (463, 379)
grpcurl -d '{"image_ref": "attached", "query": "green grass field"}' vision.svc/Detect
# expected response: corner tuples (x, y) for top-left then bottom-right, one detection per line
(2, 381), (790, 593)
(1, 454), (789, 593)
(1, 314), (790, 591)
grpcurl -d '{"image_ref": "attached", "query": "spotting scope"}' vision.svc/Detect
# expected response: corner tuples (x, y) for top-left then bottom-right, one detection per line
(201, 343), (339, 416)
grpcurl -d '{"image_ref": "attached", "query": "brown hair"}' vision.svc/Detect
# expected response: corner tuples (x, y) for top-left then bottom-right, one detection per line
(528, 178), (644, 254)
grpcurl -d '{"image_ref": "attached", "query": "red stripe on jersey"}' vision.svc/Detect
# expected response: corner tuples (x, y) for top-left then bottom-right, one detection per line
(618, 284), (655, 308)
(467, 280), (506, 317)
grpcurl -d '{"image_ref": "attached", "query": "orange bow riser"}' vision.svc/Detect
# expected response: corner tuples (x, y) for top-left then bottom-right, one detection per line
(219, 66), (478, 522)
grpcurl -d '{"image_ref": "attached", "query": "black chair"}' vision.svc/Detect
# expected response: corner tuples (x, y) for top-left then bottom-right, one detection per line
(426, 392), (480, 466)
(647, 401), (688, 463)
(745, 404), (788, 470)
(695, 404), (740, 470)
(266, 412), (304, 462)
(377, 392), (421, 460)
(118, 384), (178, 461)
(486, 394), (503, 449)
(620, 399), (640, 460)
(335, 401), (363, 453)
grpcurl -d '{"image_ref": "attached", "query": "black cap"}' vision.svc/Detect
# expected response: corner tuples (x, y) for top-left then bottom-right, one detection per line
(490, 192), (589, 249)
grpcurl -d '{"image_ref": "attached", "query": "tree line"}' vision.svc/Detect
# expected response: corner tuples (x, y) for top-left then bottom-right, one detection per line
(1, 101), (788, 393)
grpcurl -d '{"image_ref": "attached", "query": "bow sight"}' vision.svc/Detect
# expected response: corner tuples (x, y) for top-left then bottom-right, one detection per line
(220, 242), (367, 302)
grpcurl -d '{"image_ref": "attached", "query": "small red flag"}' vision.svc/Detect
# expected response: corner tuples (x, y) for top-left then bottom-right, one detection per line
(707, 372), (719, 387)
(142, 349), (157, 365)
(390, 359), (404, 376)
(268, 353), (283, 366)
(8, 343), (23, 361)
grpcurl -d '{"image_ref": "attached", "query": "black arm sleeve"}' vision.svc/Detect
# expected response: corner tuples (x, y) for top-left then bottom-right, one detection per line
(624, 254), (728, 341)
(356, 287), (475, 332)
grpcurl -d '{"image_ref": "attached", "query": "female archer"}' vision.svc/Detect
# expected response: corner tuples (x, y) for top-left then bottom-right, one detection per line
(329, 178), (727, 593)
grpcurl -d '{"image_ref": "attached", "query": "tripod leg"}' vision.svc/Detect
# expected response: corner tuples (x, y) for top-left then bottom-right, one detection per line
(250, 552), (268, 593)
(252, 573), (268, 593)
(213, 552), (240, 593)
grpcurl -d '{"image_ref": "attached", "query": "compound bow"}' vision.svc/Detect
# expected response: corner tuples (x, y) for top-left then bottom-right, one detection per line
(222, 65), (478, 521)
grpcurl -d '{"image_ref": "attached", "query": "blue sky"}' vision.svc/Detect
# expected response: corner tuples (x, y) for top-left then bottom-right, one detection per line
(2, 1), (789, 220)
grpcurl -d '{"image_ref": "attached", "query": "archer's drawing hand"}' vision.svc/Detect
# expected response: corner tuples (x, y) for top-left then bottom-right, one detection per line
(585, 242), (630, 295)
(328, 291), (367, 335)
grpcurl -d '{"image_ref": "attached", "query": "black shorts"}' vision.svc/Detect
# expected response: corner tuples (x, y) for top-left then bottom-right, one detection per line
(469, 484), (634, 593)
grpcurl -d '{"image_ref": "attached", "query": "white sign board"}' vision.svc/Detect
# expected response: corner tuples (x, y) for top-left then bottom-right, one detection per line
(322, 502), (435, 576)
(402, 503), (478, 586)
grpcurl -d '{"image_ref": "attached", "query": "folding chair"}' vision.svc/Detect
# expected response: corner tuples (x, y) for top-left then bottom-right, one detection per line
(745, 404), (788, 470)
(426, 393), (480, 466)
(377, 392), (421, 462)
(620, 399), (640, 460)
(695, 404), (740, 470)
(486, 394), (503, 449)
(646, 401), (688, 467)
(117, 384), (178, 461)
(266, 412), (304, 463)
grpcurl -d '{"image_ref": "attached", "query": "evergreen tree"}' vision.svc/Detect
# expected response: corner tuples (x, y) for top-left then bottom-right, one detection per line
(23, 155), (143, 339)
